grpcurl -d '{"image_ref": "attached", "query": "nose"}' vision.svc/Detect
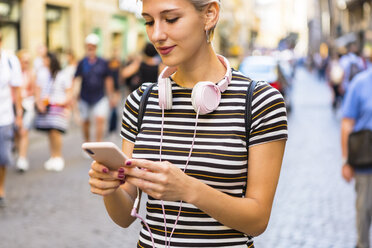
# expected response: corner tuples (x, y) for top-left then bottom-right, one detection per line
(150, 21), (167, 43)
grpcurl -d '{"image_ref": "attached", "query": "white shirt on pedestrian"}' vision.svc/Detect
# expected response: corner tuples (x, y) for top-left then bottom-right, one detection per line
(36, 67), (73, 105)
(0, 49), (23, 126)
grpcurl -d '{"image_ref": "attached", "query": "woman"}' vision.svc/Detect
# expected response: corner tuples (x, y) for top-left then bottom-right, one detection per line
(122, 42), (164, 93)
(35, 52), (73, 172)
(15, 50), (36, 172)
(326, 51), (344, 109)
(88, 0), (287, 247)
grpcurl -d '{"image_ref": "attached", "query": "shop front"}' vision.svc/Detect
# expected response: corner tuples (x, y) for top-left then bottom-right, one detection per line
(46, 4), (70, 54)
(0, 0), (20, 51)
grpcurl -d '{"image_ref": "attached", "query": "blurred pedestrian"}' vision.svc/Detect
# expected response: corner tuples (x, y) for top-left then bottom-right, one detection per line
(14, 50), (36, 172)
(0, 32), (23, 207)
(63, 49), (80, 125)
(88, 0), (287, 247)
(341, 65), (372, 248)
(314, 52), (328, 81)
(74, 33), (114, 144)
(34, 52), (73, 172)
(107, 47), (123, 134)
(33, 44), (47, 73)
(340, 42), (365, 93)
(326, 51), (344, 109)
(122, 42), (163, 92)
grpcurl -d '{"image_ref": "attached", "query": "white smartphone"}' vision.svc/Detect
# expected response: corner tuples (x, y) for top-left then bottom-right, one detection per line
(82, 142), (128, 170)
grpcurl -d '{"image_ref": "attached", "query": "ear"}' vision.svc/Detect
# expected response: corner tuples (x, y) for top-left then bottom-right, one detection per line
(204, 2), (220, 32)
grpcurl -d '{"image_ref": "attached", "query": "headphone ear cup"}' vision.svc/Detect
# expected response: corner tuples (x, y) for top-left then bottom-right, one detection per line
(191, 82), (221, 115)
(158, 78), (173, 110)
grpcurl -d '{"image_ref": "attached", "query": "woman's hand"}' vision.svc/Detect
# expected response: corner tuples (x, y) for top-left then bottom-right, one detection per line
(123, 159), (193, 202)
(88, 161), (126, 196)
(35, 100), (46, 113)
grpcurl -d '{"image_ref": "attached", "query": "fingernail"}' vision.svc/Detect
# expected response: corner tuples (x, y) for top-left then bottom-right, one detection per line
(118, 168), (125, 173)
(118, 174), (125, 179)
(102, 168), (108, 173)
(126, 160), (132, 166)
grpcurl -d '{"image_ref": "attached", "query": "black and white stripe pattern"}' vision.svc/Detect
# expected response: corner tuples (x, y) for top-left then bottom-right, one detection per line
(121, 70), (287, 248)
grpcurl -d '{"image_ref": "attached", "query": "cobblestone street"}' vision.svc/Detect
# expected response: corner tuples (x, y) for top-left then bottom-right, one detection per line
(0, 67), (366, 248)
(254, 67), (358, 248)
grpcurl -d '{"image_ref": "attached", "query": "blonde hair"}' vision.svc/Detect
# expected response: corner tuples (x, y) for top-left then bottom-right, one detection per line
(139, 0), (220, 42)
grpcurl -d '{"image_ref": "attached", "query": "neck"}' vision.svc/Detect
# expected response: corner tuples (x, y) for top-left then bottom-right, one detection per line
(172, 46), (227, 88)
(88, 55), (97, 62)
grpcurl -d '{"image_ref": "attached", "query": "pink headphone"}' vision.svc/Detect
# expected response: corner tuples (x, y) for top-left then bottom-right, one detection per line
(157, 55), (232, 115)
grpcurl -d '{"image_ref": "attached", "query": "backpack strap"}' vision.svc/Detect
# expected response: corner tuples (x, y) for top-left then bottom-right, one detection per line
(137, 83), (156, 132)
(242, 80), (257, 196)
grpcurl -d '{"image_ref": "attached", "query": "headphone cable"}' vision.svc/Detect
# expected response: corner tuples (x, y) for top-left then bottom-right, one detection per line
(166, 107), (200, 247)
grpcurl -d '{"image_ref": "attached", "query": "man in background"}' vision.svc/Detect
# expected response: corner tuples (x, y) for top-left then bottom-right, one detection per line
(74, 33), (114, 145)
(0, 32), (23, 207)
(340, 42), (365, 93)
(341, 62), (372, 248)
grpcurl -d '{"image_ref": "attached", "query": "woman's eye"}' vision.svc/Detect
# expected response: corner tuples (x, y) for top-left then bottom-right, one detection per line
(166, 17), (179, 24)
(144, 20), (154, 26)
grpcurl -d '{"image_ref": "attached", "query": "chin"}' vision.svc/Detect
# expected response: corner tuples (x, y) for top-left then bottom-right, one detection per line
(160, 57), (180, 68)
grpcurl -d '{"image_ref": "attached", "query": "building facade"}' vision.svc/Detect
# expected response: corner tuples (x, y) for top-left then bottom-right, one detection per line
(308, 0), (372, 56)
(0, 0), (145, 60)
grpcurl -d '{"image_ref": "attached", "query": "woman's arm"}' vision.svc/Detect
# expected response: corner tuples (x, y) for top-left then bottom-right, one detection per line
(121, 57), (141, 79)
(34, 82), (46, 113)
(188, 140), (285, 236)
(124, 139), (286, 236)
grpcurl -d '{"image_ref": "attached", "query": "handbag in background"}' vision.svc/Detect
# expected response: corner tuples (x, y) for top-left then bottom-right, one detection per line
(348, 129), (372, 169)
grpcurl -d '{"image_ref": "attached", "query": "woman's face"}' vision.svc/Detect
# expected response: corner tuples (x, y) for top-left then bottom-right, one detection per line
(142, 0), (207, 67)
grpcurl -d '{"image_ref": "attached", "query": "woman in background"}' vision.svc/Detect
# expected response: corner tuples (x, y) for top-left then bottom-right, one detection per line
(35, 52), (73, 172)
(14, 50), (36, 172)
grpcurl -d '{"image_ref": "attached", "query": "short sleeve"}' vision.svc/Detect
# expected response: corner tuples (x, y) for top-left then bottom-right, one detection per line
(74, 60), (83, 78)
(249, 82), (288, 147)
(342, 82), (359, 120)
(120, 83), (152, 143)
(9, 55), (23, 87)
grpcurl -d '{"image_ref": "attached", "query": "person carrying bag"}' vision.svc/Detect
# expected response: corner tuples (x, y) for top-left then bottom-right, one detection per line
(341, 65), (372, 248)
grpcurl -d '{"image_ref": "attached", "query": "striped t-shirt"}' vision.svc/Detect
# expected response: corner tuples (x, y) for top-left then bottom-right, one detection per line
(121, 69), (288, 248)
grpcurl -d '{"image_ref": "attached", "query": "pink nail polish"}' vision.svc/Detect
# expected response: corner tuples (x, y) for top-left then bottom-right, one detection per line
(102, 168), (108, 173)
(118, 168), (125, 173)
(126, 160), (132, 166)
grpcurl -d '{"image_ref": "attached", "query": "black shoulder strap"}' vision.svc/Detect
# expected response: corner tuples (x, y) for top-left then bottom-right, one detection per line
(245, 80), (257, 149)
(137, 83), (156, 132)
(243, 80), (257, 196)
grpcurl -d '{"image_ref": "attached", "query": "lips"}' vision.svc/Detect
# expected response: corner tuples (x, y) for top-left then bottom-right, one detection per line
(158, 45), (176, 56)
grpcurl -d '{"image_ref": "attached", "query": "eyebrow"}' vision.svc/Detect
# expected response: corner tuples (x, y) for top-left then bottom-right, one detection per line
(142, 8), (181, 17)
